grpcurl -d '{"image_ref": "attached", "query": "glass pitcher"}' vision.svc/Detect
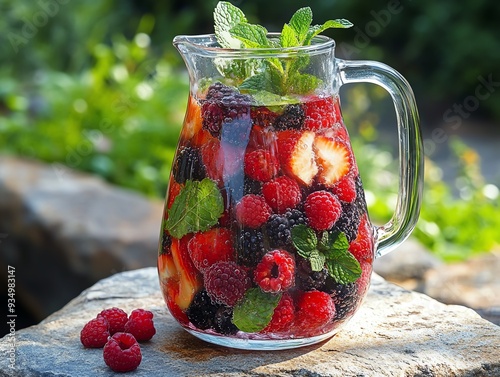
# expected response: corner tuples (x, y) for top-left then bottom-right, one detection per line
(157, 33), (423, 350)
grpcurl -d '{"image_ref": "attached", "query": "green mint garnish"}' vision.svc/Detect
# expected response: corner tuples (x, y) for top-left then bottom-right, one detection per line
(232, 288), (282, 333)
(213, 2), (352, 96)
(291, 224), (362, 284)
(165, 178), (224, 239)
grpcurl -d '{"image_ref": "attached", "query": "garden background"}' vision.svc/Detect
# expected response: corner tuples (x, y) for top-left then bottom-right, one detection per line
(1, 0), (499, 330)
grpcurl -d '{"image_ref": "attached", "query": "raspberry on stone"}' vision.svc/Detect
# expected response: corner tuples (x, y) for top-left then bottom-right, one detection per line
(244, 149), (280, 182)
(172, 146), (206, 184)
(237, 228), (267, 268)
(235, 194), (272, 228)
(99, 307), (128, 335)
(103, 332), (142, 373)
(254, 249), (295, 293)
(124, 309), (156, 342)
(295, 290), (336, 332)
(80, 316), (110, 348)
(204, 261), (251, 306)
(304, 190), (342, 231)
(273, 104), (306, 131)
(262, 176), (302, 214)
(261, 292), (295, 333)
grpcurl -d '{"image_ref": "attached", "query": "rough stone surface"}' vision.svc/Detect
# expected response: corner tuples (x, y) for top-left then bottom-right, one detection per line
(423, 251), (500, 310)
(1, 268), (498, 377)
(373, 238), (442, 282)
(0, 157), (163, 320)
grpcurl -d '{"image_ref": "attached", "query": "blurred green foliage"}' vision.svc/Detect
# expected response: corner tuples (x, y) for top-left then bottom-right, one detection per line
(0, 0), (499, 261)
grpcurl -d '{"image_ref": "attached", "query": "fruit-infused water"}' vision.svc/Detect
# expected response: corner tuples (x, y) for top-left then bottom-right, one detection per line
(158, 82), (375, 344)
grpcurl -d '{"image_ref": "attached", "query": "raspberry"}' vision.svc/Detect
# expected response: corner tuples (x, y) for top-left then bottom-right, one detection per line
(356, 260), (373, 297)
(235, 194), (272, 228)
(237, 228), (266, 267)
(332, 174), (357, 203)
(99, 307), (128, 335)
(333, 202), (361, 242)
(348, 214), (374, 263)
(303, 96), (337, 131)
(261, 292), (295, 333)
(254, 249), (295, 293)
(304, 190), (342, 231)
(172, 146), (206, 184)
(295, 290), (336, 331)
(124, 309), (156, 342)
(201, 83), (252, 139)
(266, 209), (306, 248)
(262, 176), (302, 214)
(204, 261), (251, 306)
(295, 257), (329, 291)
(187, 228), (235, 273)
(80, 316), (110, 348)
(324, 278), (359, 321)
(103, 332), (142, 373)
(273, 104), (305, 131)
(244, 149), (279, 182)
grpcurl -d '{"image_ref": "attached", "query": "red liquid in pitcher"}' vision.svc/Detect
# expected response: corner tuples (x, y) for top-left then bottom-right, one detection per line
(158, 82), (374, 340)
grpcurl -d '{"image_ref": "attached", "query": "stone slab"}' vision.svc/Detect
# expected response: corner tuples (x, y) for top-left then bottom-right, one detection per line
(1, 268), (499, 377)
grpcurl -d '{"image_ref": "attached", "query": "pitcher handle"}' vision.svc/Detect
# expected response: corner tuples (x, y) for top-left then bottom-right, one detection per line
(337, 59), (424, 258)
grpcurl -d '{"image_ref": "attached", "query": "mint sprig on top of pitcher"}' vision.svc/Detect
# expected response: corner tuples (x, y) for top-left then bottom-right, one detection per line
(213, 1), (353, 96)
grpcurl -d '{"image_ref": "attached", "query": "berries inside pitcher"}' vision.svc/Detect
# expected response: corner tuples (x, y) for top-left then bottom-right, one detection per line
(158, 82), (375, 341)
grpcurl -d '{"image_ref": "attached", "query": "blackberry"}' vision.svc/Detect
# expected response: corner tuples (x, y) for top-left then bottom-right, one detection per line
(324, 278), (359, 322)
(201, 83), (252, 139)
(273, 104), (305, 131)
(251, 106), (277, 128)
(172, 146), (206, 184)
(354, 175), (368, 213)
(266, 209), (306, 248)
(243, 176), (262, 195)
(266, 214), (290, 248)
(186, 290), (218, 330)
(237, 228), (266, 267)
(214, 306), (238, 335)
(295, 257), (329, 291)
(333, 202), (361, 242)
(160, 232), (172, 255)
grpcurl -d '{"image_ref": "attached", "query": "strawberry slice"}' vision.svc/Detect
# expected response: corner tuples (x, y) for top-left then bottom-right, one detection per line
(170, 236), (202, 310)
(313, 135), (352, 186)
(180, 96), (203, 141)
(277, 130), (318, 186)
(158, 253), (177, 282)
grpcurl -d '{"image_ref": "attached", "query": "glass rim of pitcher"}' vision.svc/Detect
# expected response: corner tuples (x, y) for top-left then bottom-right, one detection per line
(173, 33), (335, 58)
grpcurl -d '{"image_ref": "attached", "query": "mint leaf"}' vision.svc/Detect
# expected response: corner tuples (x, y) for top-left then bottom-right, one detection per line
(309, 250), (326, 272)
(289, 7), (313, 44)
(214, 1), (247, 48)
(291, 224), (318, 258)
(230, 23), (270, 48)
(239, 71), (276, 93)
(165, 178), (224, 239)
(305, 19), (353, 45)
(280, 23), (299, 48)
(326, 249), (362, 284)
(287, 72), (322, 95)
(320, 230), (350, 258)
(233, 288), (281, 332)
(242, 89), (299, 107)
